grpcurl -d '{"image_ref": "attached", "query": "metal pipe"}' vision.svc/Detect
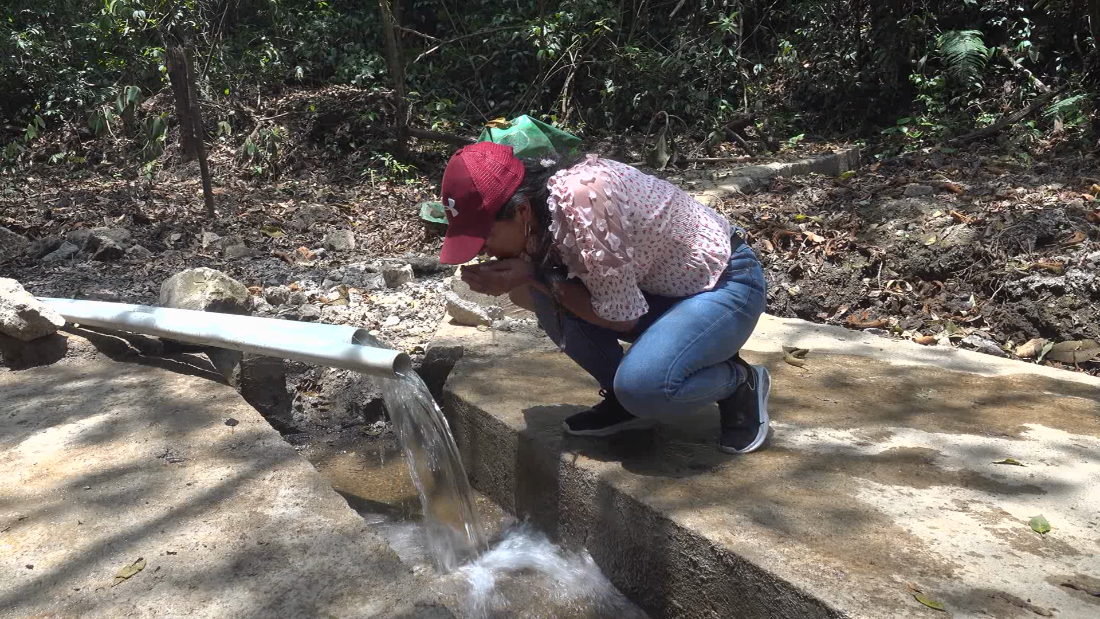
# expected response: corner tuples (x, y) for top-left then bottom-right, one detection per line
(39, 298), (411, 378)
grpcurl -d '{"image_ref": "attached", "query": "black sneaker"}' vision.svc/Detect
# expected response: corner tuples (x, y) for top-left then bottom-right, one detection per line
(563, 390), (655, 437)
(718, 356), (771, 454)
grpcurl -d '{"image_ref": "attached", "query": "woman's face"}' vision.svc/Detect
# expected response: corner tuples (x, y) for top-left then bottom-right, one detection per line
(480, 202), (531, 260)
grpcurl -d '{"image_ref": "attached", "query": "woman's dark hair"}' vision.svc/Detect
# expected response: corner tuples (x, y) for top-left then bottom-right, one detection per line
(495, 152), (584, 286)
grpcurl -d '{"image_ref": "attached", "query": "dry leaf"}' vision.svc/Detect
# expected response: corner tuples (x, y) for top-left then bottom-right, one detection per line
(805, 231), (826, 244)
(259, 225), (285, 238)
(1086, 210), (1100, 224)
(1092, 184), (1100, 195)
(247, 286), (263, 296)
(940, 181), (964, 194)
(914, 335), (937, 346)
(295, 246), (315, 261)
(1033, 259), (1064, 275)
(847, 316), (888, 329)
(912, 592), (947, 612)
(1063, 231), (1087, 246)
(1015, 338), (1046, 359)
(949, 210), (972, 223)
(993, 458), (1025, 466)
(113, 557), (146, 586)
(1045, 340), (1100, 364)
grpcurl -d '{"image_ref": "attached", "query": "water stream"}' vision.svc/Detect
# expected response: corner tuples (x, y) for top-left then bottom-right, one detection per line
(317, 370), (647, 618)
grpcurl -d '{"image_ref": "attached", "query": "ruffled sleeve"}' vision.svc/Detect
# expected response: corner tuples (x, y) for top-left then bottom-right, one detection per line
(546, 156), (648, 322)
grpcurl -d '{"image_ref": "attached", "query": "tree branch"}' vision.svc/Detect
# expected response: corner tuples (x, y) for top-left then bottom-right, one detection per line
(406, 127), (474, 147)
(948, 85), (1068, 146)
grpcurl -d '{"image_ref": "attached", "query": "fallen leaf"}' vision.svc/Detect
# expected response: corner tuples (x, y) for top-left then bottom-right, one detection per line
(1037, 340), (1055, 363)
(1061, 581), (1100, 597)
(1063, 231), (1087, 246)
(949, 210), (972, 223)
(993, 458), (1025, 466)
(838, 170), (856, 181)
(783, 346), (810, 359)
(1086, 210), (1100, 224)
(784, 352), (807, 368)
(1045, 340), (1100, 364)
(914, 335), (937, 346)
(295, 246), (315, 261)
(1029, 515), (1051, 535)
(1032, 259), (1064, 275)
(1092, 184), (1100, 195)
(847, 315), (888, 329)
(941, 181), (965, 194)
(805, 231), (826, 244)
(259, 225), (285, 238)
(288, 282), (300, 292)
(113, 557), (146, 586)
(1015, 338), (1046, 359)
(247, 286), (263, 296)
(912, 592), (947, 612)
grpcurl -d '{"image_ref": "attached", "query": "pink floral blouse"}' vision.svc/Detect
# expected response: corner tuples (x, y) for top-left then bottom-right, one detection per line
(546, 155), (732, 322)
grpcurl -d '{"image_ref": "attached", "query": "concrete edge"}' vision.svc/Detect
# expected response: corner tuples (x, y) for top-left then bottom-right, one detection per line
(691, 147), (861, 205)
(442, 388), (846, 619)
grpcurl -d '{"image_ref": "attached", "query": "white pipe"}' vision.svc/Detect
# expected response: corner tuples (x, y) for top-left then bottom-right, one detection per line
(39, 298), (411, 378)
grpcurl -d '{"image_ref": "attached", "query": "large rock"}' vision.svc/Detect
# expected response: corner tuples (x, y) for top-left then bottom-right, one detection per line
(227, 353), (295, 432)
(160, 267), (250, 315)
(0, 227), (29, 262)
(0, 278), (66, 341)
(382, 264), (415, 288)
(444, 291), (499, 327)
(85, 228), (132, 253)
(26, 236), (62, 259)
(91, 238), (125, 261)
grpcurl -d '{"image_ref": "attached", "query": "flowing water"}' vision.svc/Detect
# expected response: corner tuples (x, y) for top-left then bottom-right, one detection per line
(307, 369), (647, 618)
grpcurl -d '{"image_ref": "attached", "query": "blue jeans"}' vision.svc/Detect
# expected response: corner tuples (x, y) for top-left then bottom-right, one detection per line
(531, 238), (767, 418)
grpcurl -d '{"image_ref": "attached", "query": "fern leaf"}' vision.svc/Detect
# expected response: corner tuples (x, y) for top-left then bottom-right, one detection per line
(938, 30), (991, 82)
(1044, 94), (1091, 118)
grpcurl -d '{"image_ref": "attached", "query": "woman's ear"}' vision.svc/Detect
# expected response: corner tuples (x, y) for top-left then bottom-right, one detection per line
(517, 198), (533, 224)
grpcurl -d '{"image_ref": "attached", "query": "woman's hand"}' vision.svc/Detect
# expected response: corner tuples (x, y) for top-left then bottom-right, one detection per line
(460, 259), (531, 296)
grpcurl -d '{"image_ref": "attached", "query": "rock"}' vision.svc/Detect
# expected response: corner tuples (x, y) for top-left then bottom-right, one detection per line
(0, 332), (69, 369)
(91, 238), (125, 261)
(222, 244), (254, 260)
(400, 255), (456, 276)
(904, 184), (935, 197)
(287, 291), (308, 306)
(0, 227), (29, 262)
(201, 231), (222, 251)
(960, 333), (1008, 358)
(298, 305), (321, 321)
(1015, 338), (1046, 359)
(323, 229), (356, 252)
(41, 242), (80, 263)
(265, 285), (291, 306)
(85, 228), (132, 253)
(345, 266), (386, 291)
(420, 344), (465, 401)
(65, 229), (94, 249)
(0, 278), (66, 341)
(444, 291), (500, 327)
(318, 367), (387, 426)
(160, 267), (250, 315)
(230, 354), (295, 432)
(383, 315), (401, 327)
(126, 244), (153, 260)
(26, 236), (62, 259)
(382, 264), (414, 288)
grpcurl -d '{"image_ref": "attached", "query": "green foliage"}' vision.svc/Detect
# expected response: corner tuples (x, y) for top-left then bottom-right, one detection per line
(240, 126), (286, 177)
(937, 30), (991, 85)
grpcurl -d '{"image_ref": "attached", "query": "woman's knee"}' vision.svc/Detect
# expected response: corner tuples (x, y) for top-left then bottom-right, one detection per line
(613, 364), (670, 418)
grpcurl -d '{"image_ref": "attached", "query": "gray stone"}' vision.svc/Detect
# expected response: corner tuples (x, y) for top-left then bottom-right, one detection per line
(318, 367), (387, 426)
(0, 227), (29, 262)
(444, 291), (496, 327)
(382, 264), (415, 288)
(201, 231), (222, 251)
(126, 244), (153, 260)
(85, 228), (132, 253)
(904, 184), (935, 197)
(160, 267), (250, 315)
(960, 333), (1008, 358)
(265, 285), (291, 306)
(0, 278), (66, 341)
(0, 332), (68, 370)
(41, 242), (80, 263)
(91, 238), (125, 261)
(222, 244), (254, 260)
(298, 305), (321, 321)
(287, 291), (308, 306)
(419, 343), (464, 400)
(324, 229), (356, 252)
(228, 353), (295, 432)
(345, 266), (386, 291)
(26, 236), (62, 259)
(64, 229), (93, 249)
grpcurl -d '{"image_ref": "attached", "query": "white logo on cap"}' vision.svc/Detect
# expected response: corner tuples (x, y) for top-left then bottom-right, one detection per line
(444, 198), (458, 218)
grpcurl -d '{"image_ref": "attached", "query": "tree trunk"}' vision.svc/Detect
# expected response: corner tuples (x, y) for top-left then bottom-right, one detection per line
(379, 0), (408, 158)
(166, 46), (198, 160)
(167, 44), (216, 218)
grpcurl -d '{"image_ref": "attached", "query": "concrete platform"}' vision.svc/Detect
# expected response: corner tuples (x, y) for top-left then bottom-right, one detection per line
(0, 352), (451, 619)
(434, 314), (1100, 619)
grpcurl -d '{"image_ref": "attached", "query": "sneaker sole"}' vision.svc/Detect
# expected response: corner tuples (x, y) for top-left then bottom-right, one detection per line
(563, 416), (656, 437)
(719, 365), (771, 454)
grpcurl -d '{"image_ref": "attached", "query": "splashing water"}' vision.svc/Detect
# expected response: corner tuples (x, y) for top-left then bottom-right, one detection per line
(379, 371), (487, 571)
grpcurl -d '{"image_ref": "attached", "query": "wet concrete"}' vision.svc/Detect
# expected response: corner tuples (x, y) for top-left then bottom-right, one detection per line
(434, 313), (1100, 619)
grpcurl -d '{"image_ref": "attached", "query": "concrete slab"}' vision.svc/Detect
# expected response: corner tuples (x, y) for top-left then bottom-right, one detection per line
(0, 357), (452, 619)
(435, 313), (1100, 619)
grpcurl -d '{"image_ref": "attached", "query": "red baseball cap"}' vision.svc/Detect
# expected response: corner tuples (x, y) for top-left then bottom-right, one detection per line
(438, 141), (525, 264)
